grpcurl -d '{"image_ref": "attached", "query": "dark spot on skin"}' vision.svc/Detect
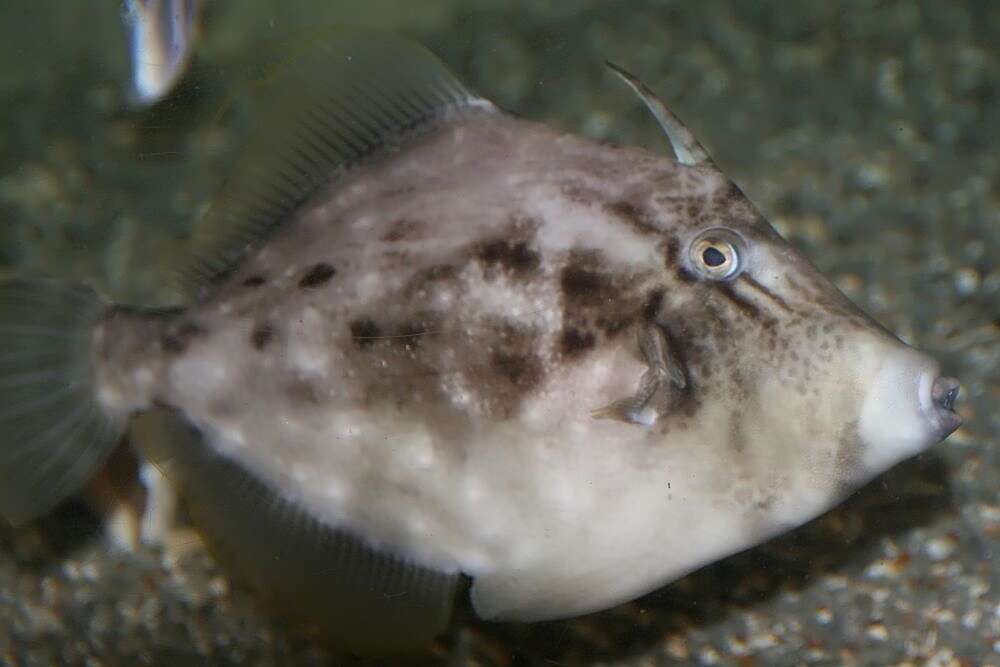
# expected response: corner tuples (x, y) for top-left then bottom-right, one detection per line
(723, 181), (744, 203)
(477, 240), (541, 276)
(559, 249), (651, 341)
(349, 319), (381, 348)
(711, 182), (752, 219)
(161, 320), (206, 354)
(425, 265), (456, 281)
(299, 263), (336, 288)
(642, 289), (664, 321)
(561, 263), (612, 305)
(382, 219), (421, 243)
(459, 319), (546, 419)
(665, 237), (680, 267)
(250, 323), (274, 350)
(597, 314), (635, 338)
(559, 328), (596, 358)
(242, 274), (267, 288)
(405, 264), (457, 297)
(754, 496), (775, 512)
(491, 352), (542, 391)
(286, 379), (324, 405)
(604, 200), (659, 236)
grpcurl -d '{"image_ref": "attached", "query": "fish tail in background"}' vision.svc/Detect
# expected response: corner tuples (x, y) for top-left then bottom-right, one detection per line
(123, 0), (202, 107)
(0, 280), (126, 525)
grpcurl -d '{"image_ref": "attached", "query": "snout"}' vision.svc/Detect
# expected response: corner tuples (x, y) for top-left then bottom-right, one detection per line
(858, 346), (961, 473)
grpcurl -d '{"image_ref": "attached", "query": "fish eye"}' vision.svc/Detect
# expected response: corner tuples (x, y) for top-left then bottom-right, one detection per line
(689, 229), (744, 280)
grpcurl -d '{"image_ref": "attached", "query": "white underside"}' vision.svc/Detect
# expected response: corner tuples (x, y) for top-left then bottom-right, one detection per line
(166, 330), (847, 621)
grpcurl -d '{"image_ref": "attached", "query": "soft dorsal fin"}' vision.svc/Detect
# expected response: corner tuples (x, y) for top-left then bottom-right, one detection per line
(183, 33), (495, 301)
(606, 61), (711, 167)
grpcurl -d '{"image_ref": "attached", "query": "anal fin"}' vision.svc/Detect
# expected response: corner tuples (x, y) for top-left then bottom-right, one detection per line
(135, 409), (459, 657)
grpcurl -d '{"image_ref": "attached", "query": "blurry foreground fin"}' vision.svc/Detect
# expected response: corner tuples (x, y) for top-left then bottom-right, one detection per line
(184, 33), (495, 301)
(606, 61), (711, 166)
(0, 281), (125, 525)
(123, 0), (201, 107)
(137, 409), (459, 656)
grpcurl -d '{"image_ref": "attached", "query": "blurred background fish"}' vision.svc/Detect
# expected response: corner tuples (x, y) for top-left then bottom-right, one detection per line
(123, 0), (202, 106)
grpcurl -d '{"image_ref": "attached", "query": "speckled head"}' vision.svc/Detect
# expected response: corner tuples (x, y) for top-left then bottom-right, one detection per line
(469, 68), (963, 621)
(604, 63), (961, 518)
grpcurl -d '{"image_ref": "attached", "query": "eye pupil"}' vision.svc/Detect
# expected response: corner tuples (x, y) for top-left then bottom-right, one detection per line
(702, 246), (726, 267)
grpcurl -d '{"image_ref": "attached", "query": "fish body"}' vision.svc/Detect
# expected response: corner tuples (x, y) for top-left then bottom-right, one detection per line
(0, 36), (961, 654)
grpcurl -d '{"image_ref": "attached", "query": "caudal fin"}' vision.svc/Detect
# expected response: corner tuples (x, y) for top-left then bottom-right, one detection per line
(0, 280), (126, 524)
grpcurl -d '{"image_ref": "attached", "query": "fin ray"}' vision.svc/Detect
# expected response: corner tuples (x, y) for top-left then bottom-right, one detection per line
(183, 34), (494, 300)
(0, 280), (126, 524)
(137, 409), (460, 656)
(606, 61), (711, 166)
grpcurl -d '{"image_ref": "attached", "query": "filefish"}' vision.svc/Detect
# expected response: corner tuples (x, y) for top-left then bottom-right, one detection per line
(0, 36), (961, 655)
(122, 0), (201, 106)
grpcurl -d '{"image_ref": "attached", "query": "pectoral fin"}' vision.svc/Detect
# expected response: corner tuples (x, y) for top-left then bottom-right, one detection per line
(592, 324), (687, 425)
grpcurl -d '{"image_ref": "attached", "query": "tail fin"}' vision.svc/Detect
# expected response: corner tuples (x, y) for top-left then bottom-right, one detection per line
(0, 280), (126, 525)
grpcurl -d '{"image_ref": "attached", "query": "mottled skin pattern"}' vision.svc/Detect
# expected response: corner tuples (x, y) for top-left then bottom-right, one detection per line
(94, 112), (926, 621)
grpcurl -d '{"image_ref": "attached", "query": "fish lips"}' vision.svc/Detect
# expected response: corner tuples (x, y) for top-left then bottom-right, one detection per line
(924, 375), (962, 440)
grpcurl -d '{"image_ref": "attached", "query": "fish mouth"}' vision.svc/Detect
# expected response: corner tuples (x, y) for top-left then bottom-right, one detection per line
(924, 374), (962, 439)
(859, 346), (961, 470)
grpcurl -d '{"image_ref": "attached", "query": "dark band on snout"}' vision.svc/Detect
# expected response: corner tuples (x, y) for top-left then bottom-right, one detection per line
(740, 275), (793, 313)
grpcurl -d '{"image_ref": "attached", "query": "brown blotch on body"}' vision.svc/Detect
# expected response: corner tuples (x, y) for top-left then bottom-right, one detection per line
(161, 320), (206, 354)
(250, 323), (274, 350)
(349, 319), (381, 348)
(242, 274), (267, 288)
(604, 200), (660, 236)
(560, 249), (651, 341)
(470, 320), (546, 419)
(299, 263), (337, 288)
(596, 313), (636, 338)
(286, 379), (324, 405)
(560, 257), (614, 305)
(491, 351), (543, 391)
(382, 219), (422, 243)
(665, 237), (681, 268)
(642, 289), (664, 321)
(477, 240), (541, 277)
(559, 328), (596, 358)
